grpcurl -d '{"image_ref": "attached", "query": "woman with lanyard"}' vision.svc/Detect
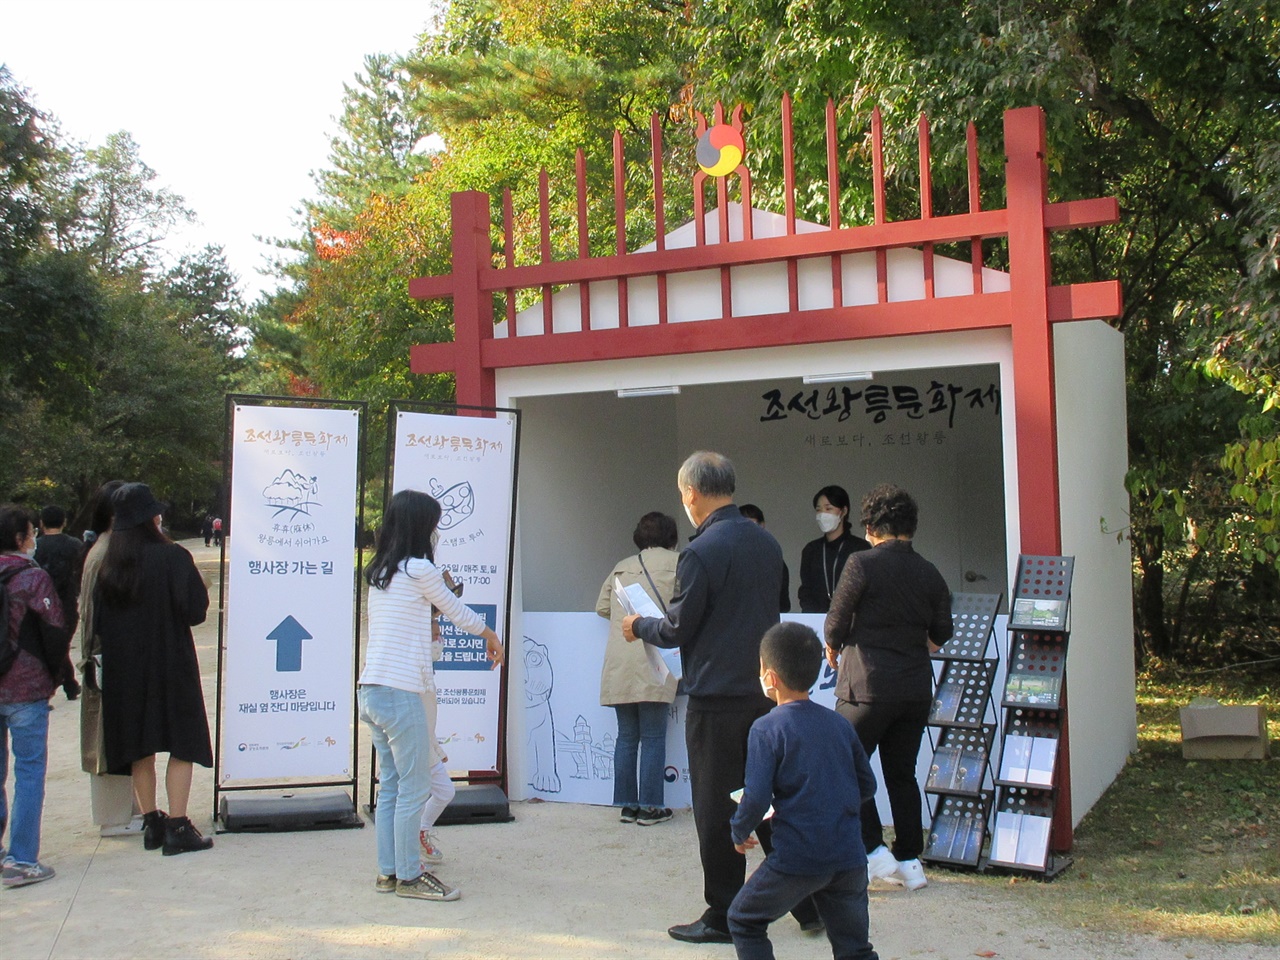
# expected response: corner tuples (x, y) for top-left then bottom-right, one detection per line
(797, 485), (870, 613)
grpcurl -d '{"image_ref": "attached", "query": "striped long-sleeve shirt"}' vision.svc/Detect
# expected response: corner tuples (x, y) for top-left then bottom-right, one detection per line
(358, 557), (489, 693)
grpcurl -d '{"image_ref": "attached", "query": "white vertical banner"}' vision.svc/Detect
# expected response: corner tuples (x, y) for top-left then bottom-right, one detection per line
(221, 403), (361, 781)
(392, 409), (517, 774)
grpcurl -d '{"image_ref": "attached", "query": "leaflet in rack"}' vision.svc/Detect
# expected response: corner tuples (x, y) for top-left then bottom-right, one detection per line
(926, 745), (985, 793)
(997, 734), (1058, 787)
(926, 813), (985, 863)
(1003, 673), (1062, 708)
(990, 811), (1052, 870)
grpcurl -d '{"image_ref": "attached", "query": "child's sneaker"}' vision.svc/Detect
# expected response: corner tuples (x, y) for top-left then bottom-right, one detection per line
(866, 844), (899, 882)
(2, 861), (55, 888)
(619, 805), (640, 823)
(375, 874), (397, 893)
(892, 858), (928, 890)
(419, 829), (444, 865)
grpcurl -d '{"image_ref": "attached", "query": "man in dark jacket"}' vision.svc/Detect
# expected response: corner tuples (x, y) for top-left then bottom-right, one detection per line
(624, 451), (818, 944)
(34, 506), (84, 636)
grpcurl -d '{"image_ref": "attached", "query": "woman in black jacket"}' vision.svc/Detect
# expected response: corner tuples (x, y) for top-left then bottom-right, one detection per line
(96, 483), (212, 856)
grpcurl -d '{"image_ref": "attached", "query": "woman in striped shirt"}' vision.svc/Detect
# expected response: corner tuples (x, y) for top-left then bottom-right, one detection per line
(358, 490), (503, 901)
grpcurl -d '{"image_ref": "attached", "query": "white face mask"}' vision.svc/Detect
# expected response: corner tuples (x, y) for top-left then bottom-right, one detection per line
(684, 503), (698, 529)
(759, 674), (776, 702)
(816, 511), (842, 534)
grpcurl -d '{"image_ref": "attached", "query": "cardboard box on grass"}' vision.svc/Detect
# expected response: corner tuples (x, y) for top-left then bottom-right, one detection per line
(1179, 698), (1271, 760)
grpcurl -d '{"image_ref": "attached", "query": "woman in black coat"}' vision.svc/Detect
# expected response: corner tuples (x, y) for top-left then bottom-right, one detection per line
(96, 483), (213, 855)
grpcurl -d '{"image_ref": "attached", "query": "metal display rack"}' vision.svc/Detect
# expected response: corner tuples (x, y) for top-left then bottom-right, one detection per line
(986, 555), (1073, 877)
(921, 592), (1001, 869)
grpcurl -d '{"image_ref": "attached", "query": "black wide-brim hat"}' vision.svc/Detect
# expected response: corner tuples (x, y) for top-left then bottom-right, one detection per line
(111, 482), (166, 530)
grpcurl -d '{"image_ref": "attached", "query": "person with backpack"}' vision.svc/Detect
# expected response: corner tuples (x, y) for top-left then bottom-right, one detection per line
(0, 503), (72, 889)
(34, 505), (85, 636)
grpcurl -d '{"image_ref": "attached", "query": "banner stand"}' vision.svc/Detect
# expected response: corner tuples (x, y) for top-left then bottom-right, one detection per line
(364, 400), (520, 824)
(213, 394), (368, 832)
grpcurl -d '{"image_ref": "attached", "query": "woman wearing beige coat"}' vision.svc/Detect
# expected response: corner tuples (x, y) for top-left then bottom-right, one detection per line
(77, 480), (138, 836)
(595, 512), (680, 826)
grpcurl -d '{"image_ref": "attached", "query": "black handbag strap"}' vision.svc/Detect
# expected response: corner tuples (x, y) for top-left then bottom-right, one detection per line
(636, 553), (668, 616)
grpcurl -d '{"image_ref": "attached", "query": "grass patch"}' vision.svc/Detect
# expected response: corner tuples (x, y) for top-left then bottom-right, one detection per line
(997, 668), (1279, 943)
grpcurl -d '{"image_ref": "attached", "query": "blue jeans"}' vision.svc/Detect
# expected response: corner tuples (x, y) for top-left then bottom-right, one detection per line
(0, 700), (51, 865)
(612, 701), (668, 808)
(359, 685), (431, 881)
(728, 860), (877, 960)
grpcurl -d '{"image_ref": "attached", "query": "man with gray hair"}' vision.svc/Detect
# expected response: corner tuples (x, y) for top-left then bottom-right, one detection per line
(625, 451), (819, 943)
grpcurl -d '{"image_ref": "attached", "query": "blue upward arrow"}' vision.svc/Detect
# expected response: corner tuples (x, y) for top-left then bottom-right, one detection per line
(267, 615), (313, 672)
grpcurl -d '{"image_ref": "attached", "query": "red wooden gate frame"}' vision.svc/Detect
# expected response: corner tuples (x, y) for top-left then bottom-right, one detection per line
(408, 101), (1121, 850)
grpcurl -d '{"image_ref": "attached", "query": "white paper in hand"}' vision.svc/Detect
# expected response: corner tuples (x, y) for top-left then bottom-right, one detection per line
(730, 787), (774, 820)
(615, 577), (671, 685)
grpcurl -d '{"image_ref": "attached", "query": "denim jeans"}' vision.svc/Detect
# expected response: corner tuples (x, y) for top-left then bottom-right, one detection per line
(358, 685), (431, 881)
(612, 701), (668, 808)
(728, 860), (878, 960)
(0, 699), (52, 865)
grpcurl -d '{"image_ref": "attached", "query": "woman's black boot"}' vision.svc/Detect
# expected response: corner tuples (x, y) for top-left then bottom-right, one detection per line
(142, 810), (169, 851)
(162, 816), (214, 856)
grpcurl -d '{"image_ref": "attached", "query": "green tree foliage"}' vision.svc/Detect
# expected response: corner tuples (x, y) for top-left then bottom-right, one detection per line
(1, 65), (241, 525)
(686, 0), (1280, 665)
(312, 53), (437, 230)
(256, 3), (1280, 664)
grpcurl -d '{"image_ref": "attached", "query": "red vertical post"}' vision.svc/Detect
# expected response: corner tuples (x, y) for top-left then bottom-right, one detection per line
(449, 191), (496, 411)
(1004, 106), (1072, 848)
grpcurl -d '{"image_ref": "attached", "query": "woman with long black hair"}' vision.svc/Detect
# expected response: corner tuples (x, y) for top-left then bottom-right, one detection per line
(359, 489), (503, 901)
(96, 483), (213, 856)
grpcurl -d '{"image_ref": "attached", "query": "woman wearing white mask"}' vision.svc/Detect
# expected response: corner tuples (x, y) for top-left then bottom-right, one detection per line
(797, 485), (870, 613)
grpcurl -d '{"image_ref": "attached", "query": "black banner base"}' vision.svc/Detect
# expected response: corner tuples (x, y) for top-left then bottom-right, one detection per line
(435, 784), (512, 825)
(219, 790), (364, 833)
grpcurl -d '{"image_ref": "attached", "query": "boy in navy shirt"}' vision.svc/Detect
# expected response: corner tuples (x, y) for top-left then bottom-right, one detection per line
(728, 622), (879, 960)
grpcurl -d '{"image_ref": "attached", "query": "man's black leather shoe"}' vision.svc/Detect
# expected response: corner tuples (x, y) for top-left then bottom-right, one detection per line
(668, 920), (733, 944)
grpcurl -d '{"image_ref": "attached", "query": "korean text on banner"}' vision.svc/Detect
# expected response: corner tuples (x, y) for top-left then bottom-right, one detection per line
(393, 411), (517, 773)
(221, 404), (361, 781)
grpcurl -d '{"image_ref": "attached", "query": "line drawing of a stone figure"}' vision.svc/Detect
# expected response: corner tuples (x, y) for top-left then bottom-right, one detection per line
(524, 636), (561, 793)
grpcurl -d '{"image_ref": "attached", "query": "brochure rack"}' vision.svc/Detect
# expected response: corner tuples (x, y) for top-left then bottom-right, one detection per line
(986, 555), (1073, 877)
(921, 592), (1000, 869)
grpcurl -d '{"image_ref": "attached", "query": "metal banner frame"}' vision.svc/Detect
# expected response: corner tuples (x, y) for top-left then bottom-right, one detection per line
(213, 393), (368, 821)
(366, 400), (522, 812)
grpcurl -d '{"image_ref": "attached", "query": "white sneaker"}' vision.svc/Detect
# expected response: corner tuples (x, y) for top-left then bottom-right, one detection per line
(893, 858), (928, 890)
(419, 829), (444, 866)
(865, 844), (899, 882)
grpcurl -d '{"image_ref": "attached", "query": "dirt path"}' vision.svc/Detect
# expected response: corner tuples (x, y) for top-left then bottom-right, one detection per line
(5, 541), (1266, 959)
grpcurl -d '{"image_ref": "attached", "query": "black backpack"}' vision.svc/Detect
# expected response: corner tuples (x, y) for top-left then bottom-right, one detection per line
(0, 562), (33, 678)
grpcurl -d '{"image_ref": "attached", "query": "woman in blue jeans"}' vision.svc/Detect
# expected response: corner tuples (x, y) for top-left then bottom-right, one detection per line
(0, 504), (71, 889)
(358, 490), (503, 901)
(595, 512), (679, 825)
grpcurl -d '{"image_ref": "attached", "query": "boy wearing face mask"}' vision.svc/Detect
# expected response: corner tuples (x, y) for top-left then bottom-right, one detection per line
(727, 621), (878, 960)
(797, 486), (870, 613)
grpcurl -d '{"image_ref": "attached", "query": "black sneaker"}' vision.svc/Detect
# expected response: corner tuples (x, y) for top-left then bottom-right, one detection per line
(636, 806), (673, 825)
(619, 805), (640, 823)
(162, 816), (214, 855)
(142, 810), (169, 851)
